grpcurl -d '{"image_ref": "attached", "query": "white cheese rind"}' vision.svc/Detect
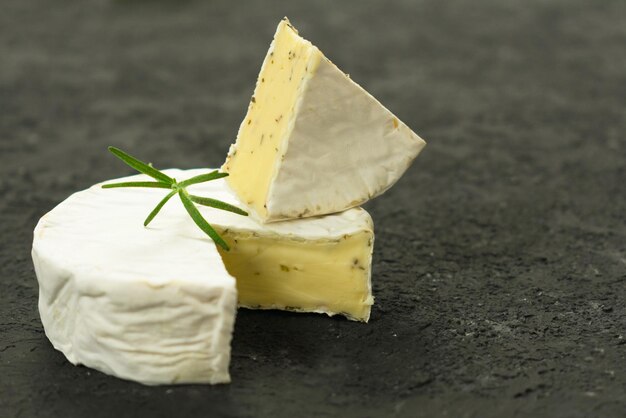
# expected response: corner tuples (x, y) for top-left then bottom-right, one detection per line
(267, 57), (425, 220)
(32, 180), (238, 385)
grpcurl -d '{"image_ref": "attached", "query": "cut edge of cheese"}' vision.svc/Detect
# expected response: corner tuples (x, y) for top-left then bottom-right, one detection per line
(216, 222), (374, 322)
(222, 17), (426, 223)
(222, 18), (321, 221)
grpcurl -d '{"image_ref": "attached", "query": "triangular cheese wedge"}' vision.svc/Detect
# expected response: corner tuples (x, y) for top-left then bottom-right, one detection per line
(222, 18), (426, 222)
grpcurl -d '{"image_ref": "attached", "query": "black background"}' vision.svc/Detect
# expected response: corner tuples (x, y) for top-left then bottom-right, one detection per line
(1, 0), (625, 417)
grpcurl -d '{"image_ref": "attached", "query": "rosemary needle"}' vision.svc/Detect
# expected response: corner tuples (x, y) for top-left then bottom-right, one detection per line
(178, 171), (229, 188)
(188, 195), (249, 216)
(178, 189), (230, 251)
(102, 181), (171, 189)
(144, 190), (176, 227)
(102, 146), (247, 251)
(108, 146), (173, 184)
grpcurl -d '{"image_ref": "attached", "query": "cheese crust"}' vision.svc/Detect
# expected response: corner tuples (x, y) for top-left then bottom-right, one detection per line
(32, 177), (238, 385)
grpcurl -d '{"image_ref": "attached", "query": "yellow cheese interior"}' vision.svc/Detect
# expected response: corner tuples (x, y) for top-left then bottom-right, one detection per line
(216, 230), (374, 322)
(222, 19), (320, 220)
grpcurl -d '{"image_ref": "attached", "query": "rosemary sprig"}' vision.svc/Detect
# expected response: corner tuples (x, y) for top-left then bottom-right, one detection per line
(102, 146), (247, 251)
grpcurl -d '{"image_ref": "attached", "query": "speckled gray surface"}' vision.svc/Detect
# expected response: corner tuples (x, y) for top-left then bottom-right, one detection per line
(1, 0), (625, 417)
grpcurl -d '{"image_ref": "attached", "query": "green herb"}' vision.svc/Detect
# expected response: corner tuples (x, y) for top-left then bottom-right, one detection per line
(102, 146), (247, 251)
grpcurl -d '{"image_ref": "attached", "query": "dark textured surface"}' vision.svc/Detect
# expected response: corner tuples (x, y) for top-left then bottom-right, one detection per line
(1, 0), (625, 417)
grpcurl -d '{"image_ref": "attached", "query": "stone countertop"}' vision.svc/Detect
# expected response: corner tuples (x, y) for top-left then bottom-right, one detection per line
(1, 0), (624, 417)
